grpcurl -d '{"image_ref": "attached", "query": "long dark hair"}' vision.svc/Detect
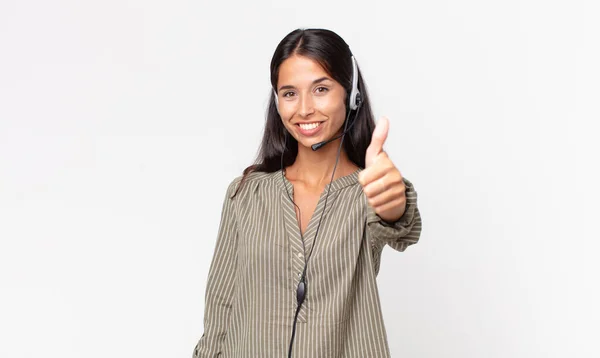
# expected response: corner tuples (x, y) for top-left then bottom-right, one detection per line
(232, 28), (376, 197)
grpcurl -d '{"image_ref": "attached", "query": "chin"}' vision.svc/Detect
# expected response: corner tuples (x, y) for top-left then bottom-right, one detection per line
(297, 138), (320, 149)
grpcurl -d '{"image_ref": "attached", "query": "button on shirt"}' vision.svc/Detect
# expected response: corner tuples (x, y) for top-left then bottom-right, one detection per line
(193, 168), (422, 358)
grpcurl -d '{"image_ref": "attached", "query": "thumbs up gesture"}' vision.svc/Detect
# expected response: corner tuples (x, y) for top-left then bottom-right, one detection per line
(358, 116), (407, 224)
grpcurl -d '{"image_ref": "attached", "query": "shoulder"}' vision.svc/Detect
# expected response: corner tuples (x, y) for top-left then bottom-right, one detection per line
(226, 170), (280, 200)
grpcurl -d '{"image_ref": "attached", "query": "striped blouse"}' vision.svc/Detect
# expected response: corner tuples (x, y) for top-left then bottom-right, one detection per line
(193, 168), (422, 357)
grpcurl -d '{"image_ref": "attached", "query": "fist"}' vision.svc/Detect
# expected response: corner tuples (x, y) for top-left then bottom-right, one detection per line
(358, 116), (407, 223)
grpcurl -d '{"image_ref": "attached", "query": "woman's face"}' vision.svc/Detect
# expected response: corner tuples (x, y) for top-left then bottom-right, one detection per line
(276, 55), (347, 149)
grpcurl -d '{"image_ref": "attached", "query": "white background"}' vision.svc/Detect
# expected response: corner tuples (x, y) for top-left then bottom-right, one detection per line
(1, 0), (598, 357)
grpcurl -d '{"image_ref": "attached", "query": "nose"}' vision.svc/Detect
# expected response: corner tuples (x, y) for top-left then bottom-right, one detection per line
(298, 93), (315, 117)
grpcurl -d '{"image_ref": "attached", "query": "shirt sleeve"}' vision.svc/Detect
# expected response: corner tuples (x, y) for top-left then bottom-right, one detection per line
(193, 178), (240, 358)
(366, 177), (422, 252)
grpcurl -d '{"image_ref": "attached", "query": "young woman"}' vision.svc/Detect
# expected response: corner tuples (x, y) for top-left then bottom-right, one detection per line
(193, 28), (422, 358)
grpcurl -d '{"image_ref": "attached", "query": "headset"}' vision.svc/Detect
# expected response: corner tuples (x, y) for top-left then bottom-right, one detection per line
(276, 54), (363, 357)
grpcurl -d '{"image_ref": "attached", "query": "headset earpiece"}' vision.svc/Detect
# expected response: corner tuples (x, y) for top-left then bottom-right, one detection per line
(348, 56), (361, 111)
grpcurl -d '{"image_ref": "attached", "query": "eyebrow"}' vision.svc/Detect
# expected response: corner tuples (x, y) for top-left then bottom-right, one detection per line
(277, 77), (332, 92)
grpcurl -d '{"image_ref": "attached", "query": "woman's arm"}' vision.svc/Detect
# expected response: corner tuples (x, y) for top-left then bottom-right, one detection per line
(193, 179), (240, 358)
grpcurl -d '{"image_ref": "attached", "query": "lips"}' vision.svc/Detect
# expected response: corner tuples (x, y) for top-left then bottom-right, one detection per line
(296, 121), (324, 136)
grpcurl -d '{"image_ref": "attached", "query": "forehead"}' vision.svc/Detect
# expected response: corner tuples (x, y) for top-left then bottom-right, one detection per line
(277, 55), (333, 87)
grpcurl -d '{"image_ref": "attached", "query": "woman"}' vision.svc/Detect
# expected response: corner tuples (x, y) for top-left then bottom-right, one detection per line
(193, 28), (422, 358)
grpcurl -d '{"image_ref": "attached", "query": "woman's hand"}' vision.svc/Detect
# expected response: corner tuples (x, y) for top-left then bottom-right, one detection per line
(358, 117), (407, 224)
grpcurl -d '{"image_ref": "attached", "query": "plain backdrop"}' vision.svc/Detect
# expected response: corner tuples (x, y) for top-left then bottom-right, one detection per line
(1, 0), (598, 357)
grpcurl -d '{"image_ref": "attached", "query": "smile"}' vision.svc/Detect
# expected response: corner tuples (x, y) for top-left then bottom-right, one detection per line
(296, 122), (324, 136)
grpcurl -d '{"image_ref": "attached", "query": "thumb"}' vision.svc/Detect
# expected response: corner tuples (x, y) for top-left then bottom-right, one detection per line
(365, 116), (389, 167)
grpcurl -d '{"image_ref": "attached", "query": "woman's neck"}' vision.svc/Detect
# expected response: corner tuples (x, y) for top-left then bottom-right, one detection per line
(285, 137), (359, 190)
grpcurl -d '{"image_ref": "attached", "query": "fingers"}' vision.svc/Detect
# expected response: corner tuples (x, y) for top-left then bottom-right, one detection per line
(358, 153), (393, 186)
(372, 195), (406, 216)
(362, 174), (405, 207)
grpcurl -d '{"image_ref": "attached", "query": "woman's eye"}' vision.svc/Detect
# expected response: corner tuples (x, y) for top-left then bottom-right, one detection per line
(315, 87), (329, 93)
(283, 91), (295, 98)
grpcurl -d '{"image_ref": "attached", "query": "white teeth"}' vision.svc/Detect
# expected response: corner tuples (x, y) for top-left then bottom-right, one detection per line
(299, 122), (321, 130)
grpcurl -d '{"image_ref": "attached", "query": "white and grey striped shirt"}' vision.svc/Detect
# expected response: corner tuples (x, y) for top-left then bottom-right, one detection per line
(193, 168), (422, 357)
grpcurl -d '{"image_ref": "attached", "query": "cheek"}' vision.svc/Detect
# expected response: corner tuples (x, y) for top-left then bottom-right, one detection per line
(328, 101), (348, 127)
(316, 95), (346, 117)
(281, 119), (292, 131)
(281, 104), (298, 121)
